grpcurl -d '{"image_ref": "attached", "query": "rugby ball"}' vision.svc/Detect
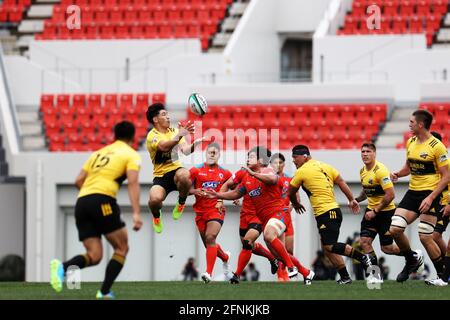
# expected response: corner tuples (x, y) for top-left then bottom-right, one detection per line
(188, 93), (208, 116)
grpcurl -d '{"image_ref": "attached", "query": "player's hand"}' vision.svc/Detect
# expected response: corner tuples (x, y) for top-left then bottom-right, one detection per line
(178, 120), (195, 136)
(348, 199), (360, 214)
(293, 203), (306, 214)
(442, 204), (450, 217)
(203, 189), (219, 199)
(390, 172), (399, 183)
(365, 210), (376, 220)
(419, 195), (434, 214)
(232, 199), (241, 206)
(193, 189), (206, 197)
(215, 201), (225, 213)
(246, 167), (256, 176)
(132, 212), (143, 231)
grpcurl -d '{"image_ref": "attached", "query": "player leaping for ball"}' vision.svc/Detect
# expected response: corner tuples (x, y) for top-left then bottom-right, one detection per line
(205, 146), (313, 284)
(146, 103), (209, 233)
(189, 142), (232, 283)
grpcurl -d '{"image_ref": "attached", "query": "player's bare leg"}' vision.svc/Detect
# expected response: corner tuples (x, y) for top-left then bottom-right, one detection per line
(432, 231), (447, 259)
(98, 227), (129, 298)
(172, 168), (191, 219)
(389, 209), (424, 282)
(418, 214), (444, 278)
(324, 249), (351, 284)
(263, 223), (304, 279)
(232, 230), (260, 283)
(240, 229), (278, 274)
(199, 220), (229, 283)
(148, 185), (167, 233)
(51, 237), (102, 292)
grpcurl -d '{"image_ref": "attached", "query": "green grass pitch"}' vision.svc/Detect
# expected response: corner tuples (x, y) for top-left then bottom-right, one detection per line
(0, 281), (449, 300)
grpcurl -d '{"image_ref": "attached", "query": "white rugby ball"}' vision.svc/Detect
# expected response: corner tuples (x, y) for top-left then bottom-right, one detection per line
(188, 93), (208, 116)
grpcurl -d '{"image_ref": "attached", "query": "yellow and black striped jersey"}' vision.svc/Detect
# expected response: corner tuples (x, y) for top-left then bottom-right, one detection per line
(79, 140), (141, 199)
(290, 159), (340, 216)
(406, 135), (449, 191)
(146, 127), (186, 177)
(360, 161), (395, 211)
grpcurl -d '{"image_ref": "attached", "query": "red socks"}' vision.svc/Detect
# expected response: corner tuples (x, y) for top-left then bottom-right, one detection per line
(252, 243), (275, 261)
(270, 238), (293, 268)
(216, 244), (229, 262)
(235, 249), (252, 276)
(289, 254), (310, 277)
(206, 245), (217, 275)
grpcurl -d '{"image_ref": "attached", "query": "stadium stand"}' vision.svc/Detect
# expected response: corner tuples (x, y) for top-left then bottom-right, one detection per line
(34, 0), (235, 50)
(186, 103), (388, 150)
(397, 101), (450, 148)
(0, 0), (31, 23)
(40, 92), (165, 151)
(337, 0), (450, 47)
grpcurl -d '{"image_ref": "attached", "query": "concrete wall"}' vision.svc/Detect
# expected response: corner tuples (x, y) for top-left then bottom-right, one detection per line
(0, 184), (25, 259)
(276, 0), (332, 33)
(223, 0), (280, 83)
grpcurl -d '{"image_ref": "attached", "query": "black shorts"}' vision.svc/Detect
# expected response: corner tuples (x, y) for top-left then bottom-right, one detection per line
(75, 194), (125, 241)
(434, 205), (450, 234)
(152, 168), (183, 194)
(239, 223), (263, 238)
(360, 208), (395, 246)
(315, 208), (342, 245)
(398, 189), (441, 216)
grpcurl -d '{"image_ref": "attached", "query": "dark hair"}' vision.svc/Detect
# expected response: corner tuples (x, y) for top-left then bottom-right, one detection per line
(146, 102), (165, 124)
(431, 131), (442, 141)
(292, 145), (310, 156)
(270, 152), (285, 163)
(207, 142), (221, 151)
(361, 142), (376, 151)
(412, 109), (433, 130)
(114, 121), (135, 142)
(248, 146), (272, 166)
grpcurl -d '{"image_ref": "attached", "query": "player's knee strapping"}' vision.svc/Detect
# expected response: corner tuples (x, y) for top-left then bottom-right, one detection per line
(266, 218), (286, 237)
(331, 243), (346, 255)
(418, 221), (435, 235)
(242, 239), (253, 250)
(391, 215), (408, 229)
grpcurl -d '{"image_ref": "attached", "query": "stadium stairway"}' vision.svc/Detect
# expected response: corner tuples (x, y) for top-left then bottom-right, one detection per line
(376, 105), (416, 148)
(435, 11), (450, 46)
(209, 0), (249, 52)
(17, 106), (46, 151)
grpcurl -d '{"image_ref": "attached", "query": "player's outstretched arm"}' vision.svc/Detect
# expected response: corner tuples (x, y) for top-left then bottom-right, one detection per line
(247, 167), (278, 185)
(216, 177), (237, 212)
(391, 161), (410, 182)
(335, 175), (359, 214)
(127, 169), (142, 231)
(75, 169), (88, 190)
(204, 188), (243, 201)
(157, 121), (194, 153)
